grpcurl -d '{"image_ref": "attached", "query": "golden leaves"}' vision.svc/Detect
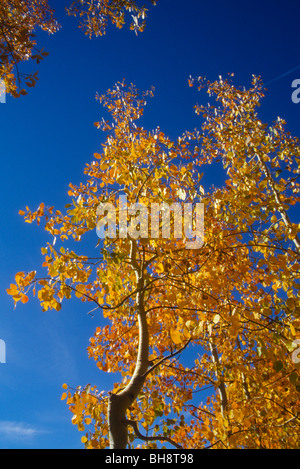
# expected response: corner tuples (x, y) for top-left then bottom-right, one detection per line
(67, 0), (156, 38)
(62, 382), (109, 448)
(6, 284), (28, 304)
(170, 327), (182, 345)
(8, 78), (300, 449)
(0, 0), (58, 96)
(6, 270), (36, 305)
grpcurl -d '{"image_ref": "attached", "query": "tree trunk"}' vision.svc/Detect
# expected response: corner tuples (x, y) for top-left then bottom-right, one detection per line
(108, 240), (149, 449)
(209, 338), (228, 416)
(255, 151), (300, 253)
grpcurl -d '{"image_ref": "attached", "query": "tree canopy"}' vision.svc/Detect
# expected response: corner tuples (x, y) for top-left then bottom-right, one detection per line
(0, 0), (156, 96)
(8, 75), (300, 449)
(0, 0), (57, 97)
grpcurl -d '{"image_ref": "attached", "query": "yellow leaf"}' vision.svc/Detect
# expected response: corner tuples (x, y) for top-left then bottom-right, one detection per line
(15, 272), (25, 286)
(131, 141), (137, 158)
(195, 321), (204, 336)
(6, 284), (18, 296)
(177, 188), (186, 200)
(62, 383), (68, 390)
(21, 295), (29, 304)
(156, 263), (164, 273)
(290, 323), (296, 337)
(81, 436), (88, 444)
(213, 314), (220, 324)
(170, 327), (182, 345)
(61, 392), (67, 400)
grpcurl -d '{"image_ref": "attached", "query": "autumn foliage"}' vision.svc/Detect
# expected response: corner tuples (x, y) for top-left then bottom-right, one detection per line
(8, 75), (300, 448)
(66, 0), (157, 37)
(0, 0), (156, 96)
(0, 0), (58, 97)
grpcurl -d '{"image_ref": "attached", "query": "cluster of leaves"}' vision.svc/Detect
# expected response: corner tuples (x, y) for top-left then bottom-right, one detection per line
(8, 76), (300, 448)
(0, 0), (157, 97)
(66, 0), (157, 37)
(0, 0), (58, 97)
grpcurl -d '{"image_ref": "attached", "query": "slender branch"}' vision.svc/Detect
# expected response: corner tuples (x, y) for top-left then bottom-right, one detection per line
(135, 163), (158, 203)
(255, 151), (300, 253)
(204, 439), (227, 449)
(126, 419), (183, 449)
(209, 336), (228, 416)
(142, 338), (192, 379)
(0, 20), (22, 87)
(184, 403), (216, 418)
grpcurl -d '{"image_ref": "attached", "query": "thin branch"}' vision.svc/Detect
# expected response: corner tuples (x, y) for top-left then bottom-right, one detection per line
(142, 338), (192, 379)
(135, 163), (158, 203)
(255, 150), (300, 253)
(126, 419), (183, 449)
(204, 439), (227, 449)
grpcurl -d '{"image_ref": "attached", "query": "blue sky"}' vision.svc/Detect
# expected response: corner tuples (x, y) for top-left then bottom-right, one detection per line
(0, 0), (300, 449)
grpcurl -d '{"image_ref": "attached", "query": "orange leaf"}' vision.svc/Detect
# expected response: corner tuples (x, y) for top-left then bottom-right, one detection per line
(21, 295), (29, 304)
(170, 327), (182, 345)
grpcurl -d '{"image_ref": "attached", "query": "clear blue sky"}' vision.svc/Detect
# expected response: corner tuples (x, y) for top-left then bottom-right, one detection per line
(0, 0), (299, 449)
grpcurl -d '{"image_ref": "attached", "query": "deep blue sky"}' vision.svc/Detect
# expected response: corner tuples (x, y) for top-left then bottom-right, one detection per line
(0, 0), (299, 449)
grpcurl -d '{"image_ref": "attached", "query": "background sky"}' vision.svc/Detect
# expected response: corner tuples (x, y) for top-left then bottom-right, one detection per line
(0, 0), (300, 449)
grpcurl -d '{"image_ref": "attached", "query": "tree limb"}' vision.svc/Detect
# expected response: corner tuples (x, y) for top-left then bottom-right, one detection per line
(126, 419), (183, 449)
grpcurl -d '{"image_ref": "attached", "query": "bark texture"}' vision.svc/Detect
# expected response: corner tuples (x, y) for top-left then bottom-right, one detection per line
(108, 240), (149, 449)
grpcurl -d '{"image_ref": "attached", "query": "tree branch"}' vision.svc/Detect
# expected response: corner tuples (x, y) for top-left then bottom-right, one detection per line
(126, 419), (183, 449)
(255, 150), (300, 253)
(108, 238), (150, 449)
(142, 338), (192, 379)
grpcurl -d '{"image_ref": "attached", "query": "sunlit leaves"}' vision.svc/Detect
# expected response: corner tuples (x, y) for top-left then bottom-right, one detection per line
(66, 0), (157, 37)
(8, 77), (300, 448)
(0, 0), (58, 96)
(6, 270), (36, 306)
(0, 1), (156, 97)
